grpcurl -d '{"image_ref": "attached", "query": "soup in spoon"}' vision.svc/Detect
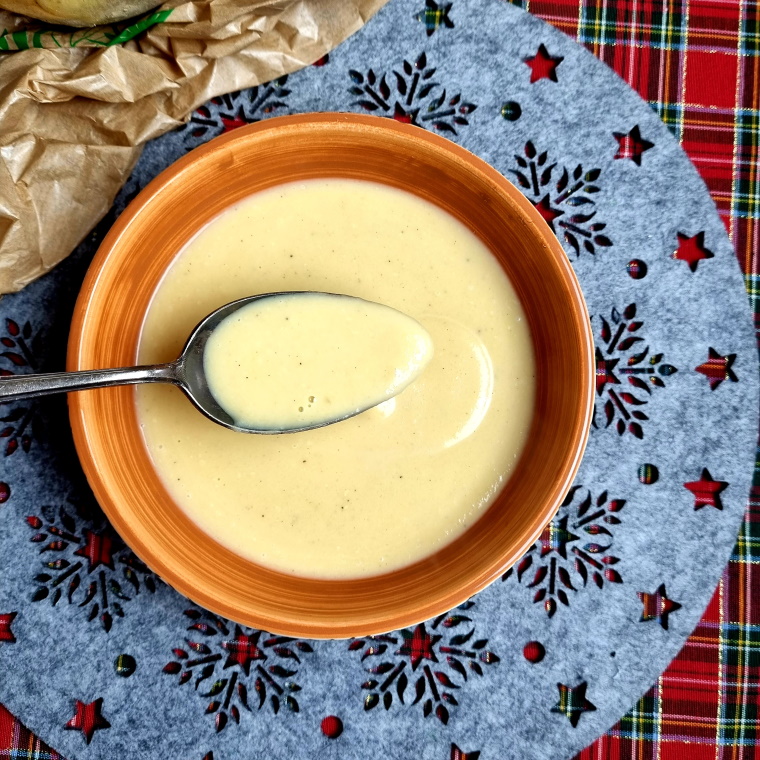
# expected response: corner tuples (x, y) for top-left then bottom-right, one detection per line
(203, 292), (434, 431)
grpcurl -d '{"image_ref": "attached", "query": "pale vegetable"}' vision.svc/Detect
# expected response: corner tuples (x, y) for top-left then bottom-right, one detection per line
(0, 0), (161, 27)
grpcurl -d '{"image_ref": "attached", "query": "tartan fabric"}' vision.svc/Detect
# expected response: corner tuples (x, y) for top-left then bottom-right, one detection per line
(0, 0), (758, 757)
(637, 585), (682, 629)
(523, 0), (760, 760)
(0, 705), (61, 760)
(612, 126), (655, 164)
(673, 231), (715, 271)
(576, 507), (760, 757)
(415, 0), (455, 35)
(553, 683), (598, 728)
(684, 469), (730, 511)
(517, 0), (760, 281)
(514, 0), (760, 755)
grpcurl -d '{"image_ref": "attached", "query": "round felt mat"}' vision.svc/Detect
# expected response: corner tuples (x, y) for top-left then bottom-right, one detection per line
(0, 0), (756, 758)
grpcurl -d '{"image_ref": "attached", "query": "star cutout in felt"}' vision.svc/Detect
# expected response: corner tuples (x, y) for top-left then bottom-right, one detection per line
(673, 231), (714, 272)
(638, 584), (681, 629)
(396, 623), (441, 669)
(595, 348), (620, 395)
(450, 743), (481, 760)
(539, 515), (579, 558)
(684, 468), (728, 511)
(0, 612), (16, 643)
(551, 681), (596, 727)
(65, 698), (111, 745)
(415, 0), (454, 37)
(613, 125), (654, 165)
(221, 626), (265, 675)
(695, 348), (738, 390)
(532, 194), (564, 229)
(74, 530), (114, 572)
(524, 43), (563, 83)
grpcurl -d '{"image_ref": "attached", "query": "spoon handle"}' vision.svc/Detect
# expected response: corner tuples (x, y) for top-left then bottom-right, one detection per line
(0, 363), (178, 402)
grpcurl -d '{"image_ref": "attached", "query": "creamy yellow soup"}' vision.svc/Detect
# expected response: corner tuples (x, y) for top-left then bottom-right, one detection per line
(137, 179), (535, 579)
(203, 293), (434, 431)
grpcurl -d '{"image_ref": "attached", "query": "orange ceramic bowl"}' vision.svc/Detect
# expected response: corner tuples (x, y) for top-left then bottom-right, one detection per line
(68, 113), (594, 638)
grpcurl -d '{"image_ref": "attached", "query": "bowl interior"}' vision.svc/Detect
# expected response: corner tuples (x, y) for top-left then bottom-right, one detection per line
(68, 113), (594, 638)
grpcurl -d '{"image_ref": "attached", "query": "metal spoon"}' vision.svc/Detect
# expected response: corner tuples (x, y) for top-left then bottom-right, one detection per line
(0, 293), (406, 434)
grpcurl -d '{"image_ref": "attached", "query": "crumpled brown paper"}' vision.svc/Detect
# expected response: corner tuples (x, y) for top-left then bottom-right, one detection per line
(0, 0), (388, 294)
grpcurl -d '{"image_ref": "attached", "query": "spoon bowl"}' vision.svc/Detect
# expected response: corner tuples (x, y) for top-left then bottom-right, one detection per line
(174, 293), (268, 433)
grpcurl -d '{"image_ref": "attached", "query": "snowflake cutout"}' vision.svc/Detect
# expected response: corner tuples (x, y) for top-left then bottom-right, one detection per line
(503, 487), (626, 617)
(593, 303), (677, 438)
(163, 609), (315, 733)
(509, 141), (612, 257)
(348, 601), (498, 725)
(26, 503), (157, 632)
(0, 317), (45, 456)
(182, 77), (292, 148)
(348, 52), (476, 135)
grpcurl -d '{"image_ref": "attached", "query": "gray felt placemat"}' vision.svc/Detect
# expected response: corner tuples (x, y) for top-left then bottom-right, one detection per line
(0, 0), (756, 758)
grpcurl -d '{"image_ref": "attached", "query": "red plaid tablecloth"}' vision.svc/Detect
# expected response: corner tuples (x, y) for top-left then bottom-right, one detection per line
(1, 0), (758, 756)
(541, 0), (760, 756)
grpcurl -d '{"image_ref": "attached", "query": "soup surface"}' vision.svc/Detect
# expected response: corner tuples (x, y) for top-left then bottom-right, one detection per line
(203, 292), (434, 430)
(137, 179), (535, 578)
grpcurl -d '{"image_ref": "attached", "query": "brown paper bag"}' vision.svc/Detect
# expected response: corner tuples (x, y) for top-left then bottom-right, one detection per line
(0, 0), (388, 294)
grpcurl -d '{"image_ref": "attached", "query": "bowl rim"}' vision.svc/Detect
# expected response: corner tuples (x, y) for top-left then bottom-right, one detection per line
(67, 112), (595, 638)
